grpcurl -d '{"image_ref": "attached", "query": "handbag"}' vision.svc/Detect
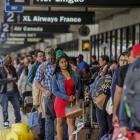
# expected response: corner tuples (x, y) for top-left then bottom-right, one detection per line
(112, 123), (121, 140)
(65, 99), (83, 118)
(94, 93), (107, 110)
(112, 123), (130, 140)
(22, 91), (33, 114)
(106, 97), (113, 115)
(27, 108), (42, 129)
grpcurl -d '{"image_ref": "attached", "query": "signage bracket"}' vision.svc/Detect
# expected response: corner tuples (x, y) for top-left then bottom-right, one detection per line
(85, 7), (88, 12)
(48, 6), (51, 12)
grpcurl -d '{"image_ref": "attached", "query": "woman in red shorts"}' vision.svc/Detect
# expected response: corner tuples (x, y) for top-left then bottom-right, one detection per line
(52, 50), (80, 140)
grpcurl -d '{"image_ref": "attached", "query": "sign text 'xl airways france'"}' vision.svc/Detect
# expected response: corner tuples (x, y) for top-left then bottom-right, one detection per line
(33, 0), (140, 6)
(4, 11), (94, 24)
(18, 11), (95, 24)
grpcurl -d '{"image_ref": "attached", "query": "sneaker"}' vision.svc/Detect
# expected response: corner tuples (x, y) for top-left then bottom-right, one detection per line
(3, 122), (9, 128)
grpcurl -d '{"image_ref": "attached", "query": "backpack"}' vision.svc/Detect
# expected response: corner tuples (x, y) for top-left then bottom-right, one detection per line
(123, 57), (140, 130)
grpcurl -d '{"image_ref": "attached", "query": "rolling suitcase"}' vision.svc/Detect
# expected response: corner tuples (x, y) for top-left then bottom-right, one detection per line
(74, 100), (99, 140)
(77, 124), (99, 140)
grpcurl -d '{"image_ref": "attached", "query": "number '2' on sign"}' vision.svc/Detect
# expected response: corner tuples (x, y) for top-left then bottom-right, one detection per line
(4, 13), (16, 23)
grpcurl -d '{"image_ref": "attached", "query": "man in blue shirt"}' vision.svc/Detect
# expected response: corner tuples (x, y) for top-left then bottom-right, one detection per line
(77, 54), (89, 70)
(27, 50), (44, 87)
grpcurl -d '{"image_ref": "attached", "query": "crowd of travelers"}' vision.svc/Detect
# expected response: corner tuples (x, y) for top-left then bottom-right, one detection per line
(0, 43), (140, 140)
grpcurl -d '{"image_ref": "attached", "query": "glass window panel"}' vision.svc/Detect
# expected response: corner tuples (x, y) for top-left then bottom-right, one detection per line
(112, 30), (115, 60)
(128, 26), (133, 48)
(99, 34), (102, 56)
(135, 25), (140, 44)
(103, 33), (107, 55)
(122, 28), (127, 52)
(95, 36), (99, 59)
(107, 32), (110, 57)
(117, 29), (121, 59)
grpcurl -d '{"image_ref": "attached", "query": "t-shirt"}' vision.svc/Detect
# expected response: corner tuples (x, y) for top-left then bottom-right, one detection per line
(90, 61), (99, 67)
(111, 68), (119, 102)
(77, 61), (89, 70)
(116, 64), (129, 88)
(7, 73), (14, 91)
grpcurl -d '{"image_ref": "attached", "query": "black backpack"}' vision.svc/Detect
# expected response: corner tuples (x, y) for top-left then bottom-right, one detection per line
(123, 57), (140, 130)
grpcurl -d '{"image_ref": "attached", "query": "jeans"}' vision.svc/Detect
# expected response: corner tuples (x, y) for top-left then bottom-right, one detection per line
(45, 117), (68, 140)
(0, 91), (21, 123)
(92, 103), (97, 122)
(0, 94), (8, 122)
(39, 118), (45, 140)
(45, 116), (55, 140)
(44, 96), (55, 140)
(44, 96), (68, 140)
(96, 107), (113, 139)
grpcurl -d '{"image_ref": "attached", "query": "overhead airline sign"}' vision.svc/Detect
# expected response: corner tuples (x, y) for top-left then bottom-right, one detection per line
(5, 11), (95, 25)
(5, 38), (43, 45)
(6, 37), (42, 43)
(33, 0), (140, 6)
(1, 23), (70, 33)
(7, 32), (54, 38)
(1, 32), (53, 44)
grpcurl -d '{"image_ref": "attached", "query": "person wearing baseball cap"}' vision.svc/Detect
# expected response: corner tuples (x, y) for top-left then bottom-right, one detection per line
(131, 43), (140, 60)
(119, 43), (140, 136)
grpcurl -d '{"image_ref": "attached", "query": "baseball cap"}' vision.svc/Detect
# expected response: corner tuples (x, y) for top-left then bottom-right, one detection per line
(131, 43), (140, 58)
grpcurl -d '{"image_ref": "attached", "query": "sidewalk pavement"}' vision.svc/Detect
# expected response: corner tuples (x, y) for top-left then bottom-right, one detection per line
(0, 103), (27, 129)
